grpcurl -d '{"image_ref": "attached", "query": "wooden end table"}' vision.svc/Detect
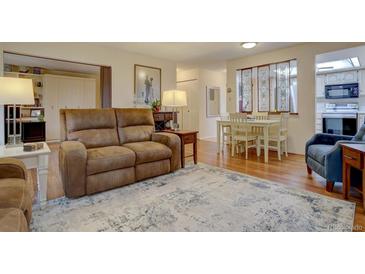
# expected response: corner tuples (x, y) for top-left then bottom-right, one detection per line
(162, 130), (198, 168)
(342, 143), (365, 210)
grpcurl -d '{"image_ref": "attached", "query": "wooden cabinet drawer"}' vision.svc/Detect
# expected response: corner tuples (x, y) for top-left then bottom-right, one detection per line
(153, 113), (165, 122)
(183, 134), (195, 144)
(165, 113), (173, 120)
(343, 147), (363, 169)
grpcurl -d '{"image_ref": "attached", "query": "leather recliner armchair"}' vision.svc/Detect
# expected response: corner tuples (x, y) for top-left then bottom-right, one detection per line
(305, 124), (365, 192)
(0, 158), (34, 232)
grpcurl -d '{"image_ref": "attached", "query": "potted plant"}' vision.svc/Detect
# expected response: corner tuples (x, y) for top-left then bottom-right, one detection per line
(150, 99), (161, 112)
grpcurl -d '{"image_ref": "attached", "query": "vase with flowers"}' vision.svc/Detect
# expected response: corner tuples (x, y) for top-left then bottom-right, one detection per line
(150, 99), (161, 112)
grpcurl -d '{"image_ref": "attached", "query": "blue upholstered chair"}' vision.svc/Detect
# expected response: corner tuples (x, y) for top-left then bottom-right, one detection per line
(305, 124), (365, 192)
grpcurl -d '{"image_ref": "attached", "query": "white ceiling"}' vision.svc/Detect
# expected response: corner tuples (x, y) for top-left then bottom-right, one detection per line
(316, 45), (365, 65)
(102, 42), (300, 69)
(4, 53), (100, 74)
(4, 43), (302, 73)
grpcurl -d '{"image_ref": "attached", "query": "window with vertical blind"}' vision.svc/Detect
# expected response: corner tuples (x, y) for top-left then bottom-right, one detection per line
(236, 59), (298, 113)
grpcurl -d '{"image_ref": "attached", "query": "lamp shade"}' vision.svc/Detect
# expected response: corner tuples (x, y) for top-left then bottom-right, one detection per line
(162, 90), (187, 107)
(0, 77), (34, 105)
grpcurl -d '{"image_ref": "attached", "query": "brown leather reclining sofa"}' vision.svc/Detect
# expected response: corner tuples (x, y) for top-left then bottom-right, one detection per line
(59, 108), (181, 198)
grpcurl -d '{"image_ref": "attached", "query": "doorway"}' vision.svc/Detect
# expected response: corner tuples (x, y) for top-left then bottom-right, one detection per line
(2, 52), (112, 142)
(177, 79), (199, 131)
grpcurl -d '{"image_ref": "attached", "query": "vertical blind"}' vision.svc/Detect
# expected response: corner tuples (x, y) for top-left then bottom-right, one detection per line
(236, 59), (298, 113)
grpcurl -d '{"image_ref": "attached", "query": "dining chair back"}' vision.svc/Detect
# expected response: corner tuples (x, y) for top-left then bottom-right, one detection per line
(251, 112), (268, 135)
(230, 113), (258, 159)
(221, 113), (246, 152)
(252, 112), (268, 120)
(264, 112), (289, 160)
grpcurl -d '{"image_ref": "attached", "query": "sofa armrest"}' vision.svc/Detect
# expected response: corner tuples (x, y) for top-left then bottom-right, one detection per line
(59, 141), (87, 198)
(307, 133), (352, 146)
(305, 133), (353, 160)
(0, 158), (27, 180)
(152, 132), (181, 171)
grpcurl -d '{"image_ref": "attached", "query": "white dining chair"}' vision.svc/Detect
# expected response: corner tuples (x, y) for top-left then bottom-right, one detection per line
(220, 113), (231, 152)
(230, 113), (259, 159)
(222, 112), (244, 152)
(251, 112), (268, 138)
(258, 113), (289, 160)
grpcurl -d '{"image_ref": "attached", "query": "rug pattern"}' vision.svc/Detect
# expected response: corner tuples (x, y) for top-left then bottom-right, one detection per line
(31, 163), (355, 232)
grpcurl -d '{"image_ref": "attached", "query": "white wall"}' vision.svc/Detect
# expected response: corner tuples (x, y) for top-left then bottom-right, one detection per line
(177, 67), (226, 139)
(227, 42), (364, 155)
(0, 43), (177, 145)
(199, 69), (226, 139)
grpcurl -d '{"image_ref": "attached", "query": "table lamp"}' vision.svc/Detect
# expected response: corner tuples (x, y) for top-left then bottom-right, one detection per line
(0, 77), (34, 146)
(161, 90), (187, 130)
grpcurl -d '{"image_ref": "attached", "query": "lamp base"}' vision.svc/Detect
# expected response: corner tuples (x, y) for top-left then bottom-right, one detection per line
(6, 136), (23, 148)
(171, 122), (180, 131)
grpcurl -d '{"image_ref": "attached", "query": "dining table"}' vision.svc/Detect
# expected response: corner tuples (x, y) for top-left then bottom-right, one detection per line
(216, 119), (281, 163)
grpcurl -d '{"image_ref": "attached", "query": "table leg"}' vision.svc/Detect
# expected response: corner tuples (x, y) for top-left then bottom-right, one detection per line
(342, 161), (348, 199)
(217, 122), (221, 154)
(343, 163), (346, 199)
(37, 154), (49, 207)
(343, 162), (352, 200)
(193, 136), (197, 164)
(263, 126), (269, 163)
(181, 138), (185, 168)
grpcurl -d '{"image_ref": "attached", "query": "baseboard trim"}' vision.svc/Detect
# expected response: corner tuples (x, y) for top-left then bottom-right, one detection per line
(198, 136), (216, 140)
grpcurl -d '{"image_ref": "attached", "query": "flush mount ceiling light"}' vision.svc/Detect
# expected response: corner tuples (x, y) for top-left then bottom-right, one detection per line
(241, 42), (257, 49)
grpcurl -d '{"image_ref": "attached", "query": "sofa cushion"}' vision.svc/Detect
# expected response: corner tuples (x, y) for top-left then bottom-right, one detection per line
(0, 178), (34, 223)
(86, 146), (136, 175)
(0, 208), (28, 232)
(135, 159), (171, 181)
(123, 141), (172, 164)
(307, 144), (334, 165)
(64, 109), (119, 148)
(115, 108), (155, 144)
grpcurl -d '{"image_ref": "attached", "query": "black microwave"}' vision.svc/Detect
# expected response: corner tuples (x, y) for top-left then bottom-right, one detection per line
(325, 83), (359, 99)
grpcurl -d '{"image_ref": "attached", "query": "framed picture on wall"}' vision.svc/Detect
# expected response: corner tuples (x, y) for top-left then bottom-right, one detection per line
(206, 86), (221, 117)
(134, 64), (161, 106)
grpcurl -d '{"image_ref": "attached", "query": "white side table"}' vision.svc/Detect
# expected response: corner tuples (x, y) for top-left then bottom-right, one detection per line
(0, 142), (51, 207)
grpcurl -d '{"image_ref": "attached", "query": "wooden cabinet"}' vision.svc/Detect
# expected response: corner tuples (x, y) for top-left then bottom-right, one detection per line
(162, 130), (198, 168)
(21, 121), (46, 143)
(342, 143), (365, 210)
(43, 75), (96, 141)
(153, 112), (176, 131)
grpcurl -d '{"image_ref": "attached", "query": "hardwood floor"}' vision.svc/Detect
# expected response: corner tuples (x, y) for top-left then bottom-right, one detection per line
(29, 140), (365, 231)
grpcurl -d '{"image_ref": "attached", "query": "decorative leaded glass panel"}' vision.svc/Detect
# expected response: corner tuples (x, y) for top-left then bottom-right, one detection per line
(276, 62), (290, 111)
(269, 64), (277, 112)
(236, 70), (242, 112)
(258, 66), (270, 111)
(236, 58), (297, 114)
(241, 69), (252, 112)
